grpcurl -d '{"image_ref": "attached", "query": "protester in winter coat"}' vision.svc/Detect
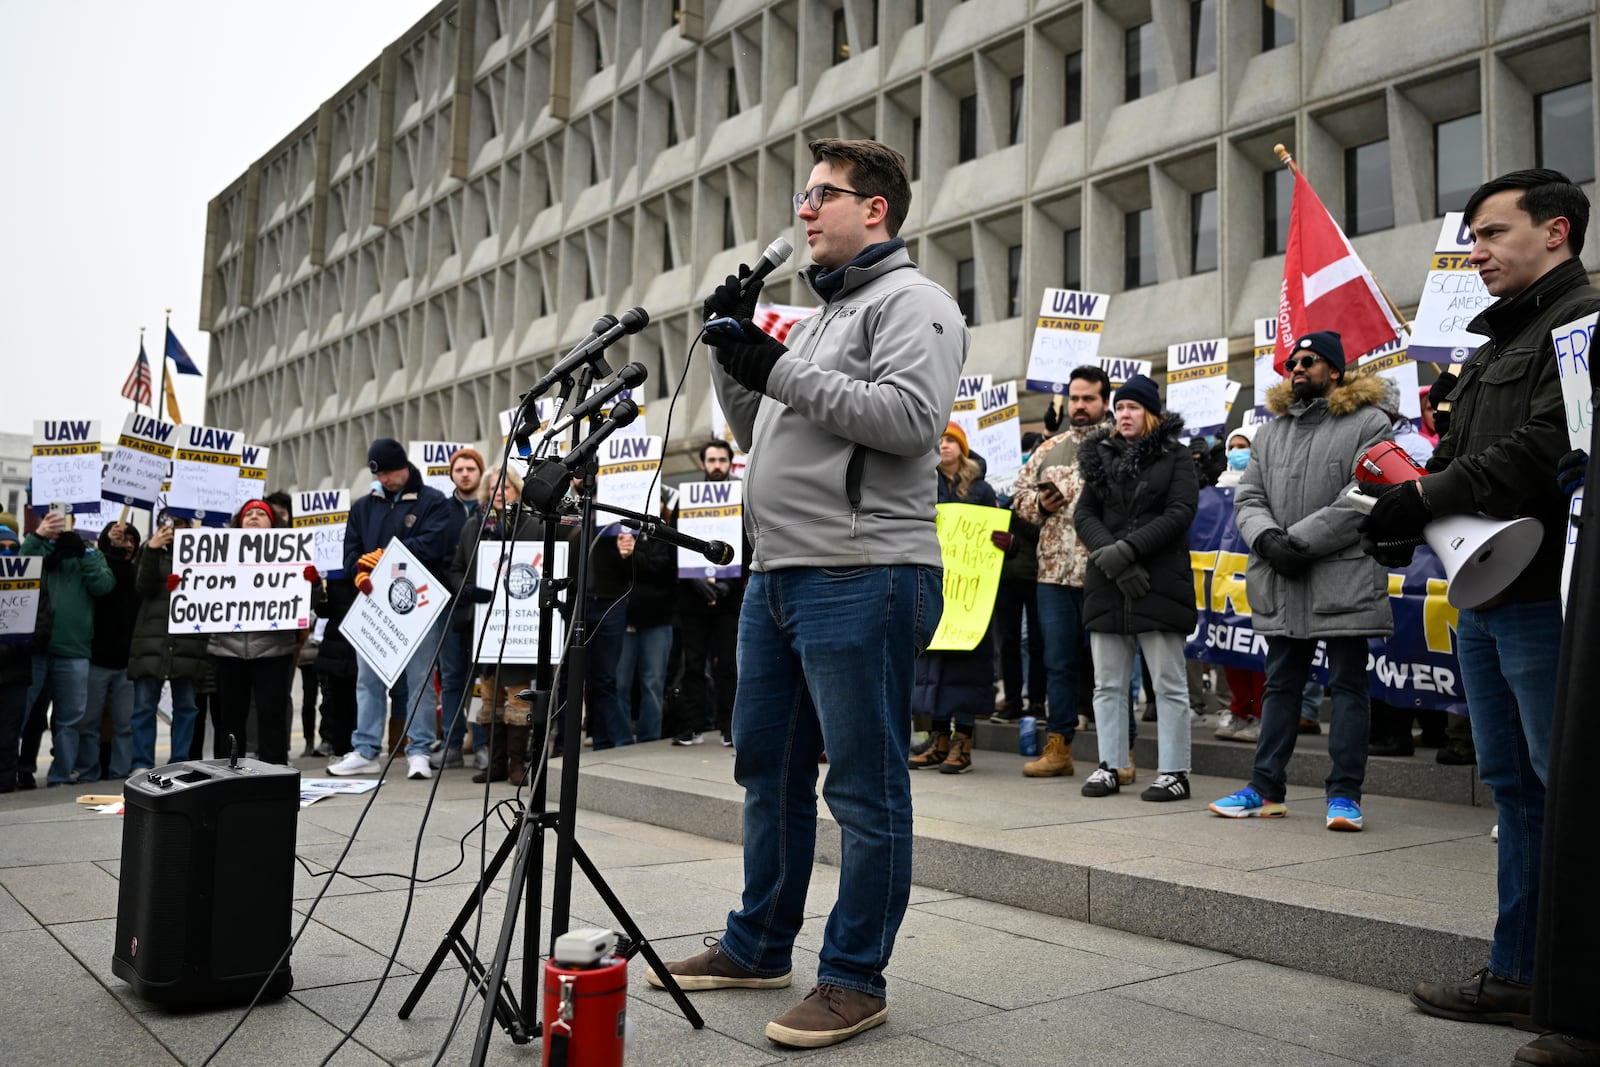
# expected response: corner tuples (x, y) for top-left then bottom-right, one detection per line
(74, 522), (141, 780)
(126, 519), (211, 770)
(0, 525), (45, 792)
(910, 423), (998, 775)
(1211, 425), (1267, 744)
(1073, 375), (1198, 802)
(205, 500), (303, 764)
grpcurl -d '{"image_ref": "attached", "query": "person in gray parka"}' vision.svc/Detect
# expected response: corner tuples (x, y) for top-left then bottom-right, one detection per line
(1209, 330), (1393, 831)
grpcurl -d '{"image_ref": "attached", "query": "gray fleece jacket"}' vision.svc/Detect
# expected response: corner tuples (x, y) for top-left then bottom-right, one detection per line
(713, 245), (969, 572)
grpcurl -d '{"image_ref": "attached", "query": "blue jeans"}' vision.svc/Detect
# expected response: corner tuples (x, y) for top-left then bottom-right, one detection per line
(76, 666), (134, 780)
(1252, 636), (1370, 803)
(437, 627), (484, 753)
(25, 655), (90, 786)
(352, 612), (444, 759)
(618, 624), (672, 743)
(131, 677), (199, 771)
(720, 565), (942, 998)
(1035, 583), (1085, 739)
(584, 597), (629, 749)
(1459, 599), (1560, 984)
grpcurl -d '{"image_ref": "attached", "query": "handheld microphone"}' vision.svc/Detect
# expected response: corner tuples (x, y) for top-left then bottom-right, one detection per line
(707, 237), (794, 321)
(545, 362), (648, 437)
(523, 310), (641, 401)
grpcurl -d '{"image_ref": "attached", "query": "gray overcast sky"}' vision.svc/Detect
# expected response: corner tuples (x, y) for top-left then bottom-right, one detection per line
(0, 0), (435, 439)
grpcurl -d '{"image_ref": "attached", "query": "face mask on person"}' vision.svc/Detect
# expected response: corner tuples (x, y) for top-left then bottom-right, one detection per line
(1226, 448), (1250, 471)
(0, 543), (16, 557)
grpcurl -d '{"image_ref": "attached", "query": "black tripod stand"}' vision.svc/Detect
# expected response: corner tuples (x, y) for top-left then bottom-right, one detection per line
(399, 393), (703, 1063)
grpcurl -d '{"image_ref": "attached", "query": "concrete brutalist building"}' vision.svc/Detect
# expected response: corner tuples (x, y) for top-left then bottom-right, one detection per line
(199, 0), (1598, 488)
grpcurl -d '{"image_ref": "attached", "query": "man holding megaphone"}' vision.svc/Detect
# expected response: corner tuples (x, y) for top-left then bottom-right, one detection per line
(1360, 170), (1600, 1038)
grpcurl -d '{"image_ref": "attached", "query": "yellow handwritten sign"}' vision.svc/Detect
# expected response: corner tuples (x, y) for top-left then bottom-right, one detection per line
(927, 503), (1010, 652)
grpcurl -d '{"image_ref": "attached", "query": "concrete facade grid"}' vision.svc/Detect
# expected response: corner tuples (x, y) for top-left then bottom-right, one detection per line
(200, 0), (1600, 489)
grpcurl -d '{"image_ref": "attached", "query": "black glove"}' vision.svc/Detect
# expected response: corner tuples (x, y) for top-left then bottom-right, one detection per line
(1427, 373), (1456, 410)
(463, 583), (495, 604)
(1114, 563), (1151, 600)
(1089, 540), (1137, 579)
(691, 578), (732, 605)
(1364, 481), (1432, 542)
(1424, 453), (1451, 474)
(1359, 528), (1421, 569)
(1558, 448), (1588, 495)
(1254, 529), (1315, 578)
(714, 320), (786, 395)
(44, 530), (86, 571)
(703, 266), (762, 325)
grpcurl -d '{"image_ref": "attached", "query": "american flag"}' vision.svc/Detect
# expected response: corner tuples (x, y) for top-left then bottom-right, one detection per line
(121, 341), (153, 407)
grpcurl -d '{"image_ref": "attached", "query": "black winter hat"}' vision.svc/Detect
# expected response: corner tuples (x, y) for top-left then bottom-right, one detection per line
(367, 437), (408, 473)
(1113, 374), (1162, 415)
(1291, 330), (1346, 375)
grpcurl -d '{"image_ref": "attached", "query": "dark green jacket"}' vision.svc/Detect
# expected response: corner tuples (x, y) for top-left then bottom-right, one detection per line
(126, 544), (212, 681)
(1422, 257), (1600, 605)
(21, 532), (114, 659)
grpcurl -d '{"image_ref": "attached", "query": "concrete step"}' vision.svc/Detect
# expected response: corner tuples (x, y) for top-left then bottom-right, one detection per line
(961, 718), (1485, 807)
(566, 742), (1499, 998)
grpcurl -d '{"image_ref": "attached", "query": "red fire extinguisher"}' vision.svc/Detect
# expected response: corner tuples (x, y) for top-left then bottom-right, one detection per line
(543, 928), (629, 1067)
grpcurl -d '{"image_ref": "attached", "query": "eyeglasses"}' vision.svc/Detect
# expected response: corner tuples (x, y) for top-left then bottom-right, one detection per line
(794, 183), (869, 214)
(1289, 355), (1324, 371)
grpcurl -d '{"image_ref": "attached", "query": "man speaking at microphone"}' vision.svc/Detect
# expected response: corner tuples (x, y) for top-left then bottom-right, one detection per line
(1361, 170), (1600, 1035)
(648, 138), (966, 1048)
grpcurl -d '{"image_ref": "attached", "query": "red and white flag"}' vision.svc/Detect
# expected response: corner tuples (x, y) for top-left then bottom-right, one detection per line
(752, 302), (819, 344)
(1275, 170), (1404, 373)
(121, 341), (153, 407)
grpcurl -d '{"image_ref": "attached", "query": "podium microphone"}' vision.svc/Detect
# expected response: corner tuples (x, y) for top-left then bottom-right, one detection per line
(545, 363), (648, 437)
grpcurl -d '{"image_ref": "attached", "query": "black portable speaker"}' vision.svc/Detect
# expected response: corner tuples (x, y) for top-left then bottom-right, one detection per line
(111, 758), (299, 1008)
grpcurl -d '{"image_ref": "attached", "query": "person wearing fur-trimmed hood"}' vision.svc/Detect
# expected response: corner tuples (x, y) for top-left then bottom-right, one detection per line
(1073, 374), (1199, 803)
(1210, 330), (1393, 831)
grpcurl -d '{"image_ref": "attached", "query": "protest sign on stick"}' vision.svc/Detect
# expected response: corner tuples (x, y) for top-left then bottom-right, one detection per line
(677, 481), (743, 579)
(0, 556), (44, 645)
(1552, 311), (1594, 613)
(1025, 289), (1111, 393)
(472, 541), (568, 664)
(408, 441), (476, 497)
(595, 435), (662, 521)
(293, 489), (352, 579)
(166, 424), (244, 527)
(32, 419), (102, 516)
(342, 537), (452, 688)
(1165, 338), (1229, 438)
(972, 381), (1024, 496)
(103, 414), (176, 512)
(237, 443), (270, 510)
(1410, 212), (1493, 364)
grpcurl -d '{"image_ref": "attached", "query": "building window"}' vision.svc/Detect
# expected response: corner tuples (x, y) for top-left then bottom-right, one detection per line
(956, 258), (978, 324)
(832, 7), (849, 65)
(722, 197), (736, 249)
(1264, 167), (1292, 256)
(662, 220), (674, 271)
(1192, 189), (1219, 273)
(958, 93), (978, 162)
(726, 67), (739, 117)
(911, 117), (921, 180)
(666, 97), (678, 147)
(869, 0), (879, 47)
(1434, 113), (1482, 216)
(1126, 22), (1156, 102)
(1345, 138), (1394, 236)
(1190, 0), (1217, 78)
(1009, 75), (1025, 146)
(1537, 82), (1596, 184)
(1064, 51), (1083, 125)
(914, 0), (923, 24)
(1007, 244), (1024, 318)
(1125, 208), (1155, 289)
(1063, 227), (1082, 290)
(1262, 0), (1294, 50)
(1343, 0), (1390, 19)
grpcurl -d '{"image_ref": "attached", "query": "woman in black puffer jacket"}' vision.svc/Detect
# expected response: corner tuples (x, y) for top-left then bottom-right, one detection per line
(1073, 375), (1198, 802)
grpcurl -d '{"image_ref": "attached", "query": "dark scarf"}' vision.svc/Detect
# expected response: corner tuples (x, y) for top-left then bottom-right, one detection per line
(810, 237), (906, 301)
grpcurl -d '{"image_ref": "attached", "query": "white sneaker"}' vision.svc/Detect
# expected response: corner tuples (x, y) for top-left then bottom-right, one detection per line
(407, 754), (432, 780)
(327, 751), (380, 776)
(1214, 712), (1240, 740)
(1491, 824), (1499, 843)
(1232, 718), (1260, 742)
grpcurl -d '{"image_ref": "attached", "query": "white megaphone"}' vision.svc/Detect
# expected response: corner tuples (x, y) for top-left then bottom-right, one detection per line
(1347, 441), (1543, 609)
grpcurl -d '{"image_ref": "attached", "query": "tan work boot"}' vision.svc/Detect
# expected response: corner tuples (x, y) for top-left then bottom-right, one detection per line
(766, 984), (888, 1048)
(938, 734), (973, 774)
(1118, 750), (1137, 785)
(1023, 731), (1074, 777)
(908, 733), (950, 769)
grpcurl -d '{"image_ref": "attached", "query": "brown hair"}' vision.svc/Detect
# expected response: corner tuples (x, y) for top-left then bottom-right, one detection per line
(809, 138), (912, 236)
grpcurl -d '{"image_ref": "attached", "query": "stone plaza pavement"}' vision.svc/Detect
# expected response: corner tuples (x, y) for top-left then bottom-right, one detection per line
(0, 731), (1528, 1066)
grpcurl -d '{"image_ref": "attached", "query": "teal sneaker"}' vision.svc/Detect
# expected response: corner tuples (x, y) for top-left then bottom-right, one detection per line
(1208, 785), (1287, 819)
(1326, 797), (1364, 831)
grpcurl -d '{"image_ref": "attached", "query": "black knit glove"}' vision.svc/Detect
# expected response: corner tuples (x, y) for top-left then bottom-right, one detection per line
(1114, 563), (1151, 600)
(44, 530), (86, 571)
(1090, 540), (1137, 579)
(463, 583), (495, 604)
(1558, 449), (1588, 495)
(1254, 529), (1315, 578)
(1360, 530), (1421, 569)
(703, 267), (762, 326)
(1364, 481), (1432, 541)
(715, 320), (787, 395)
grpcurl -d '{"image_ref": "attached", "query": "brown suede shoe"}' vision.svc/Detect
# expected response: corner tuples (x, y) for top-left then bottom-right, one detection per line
(765, 984), (888, 1048)
(1514, 1031), (1600, 1065)
(1022, 731), (1074, 777)
(644, 937), (791, 991)
(1409, 967), (1534, 1028)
